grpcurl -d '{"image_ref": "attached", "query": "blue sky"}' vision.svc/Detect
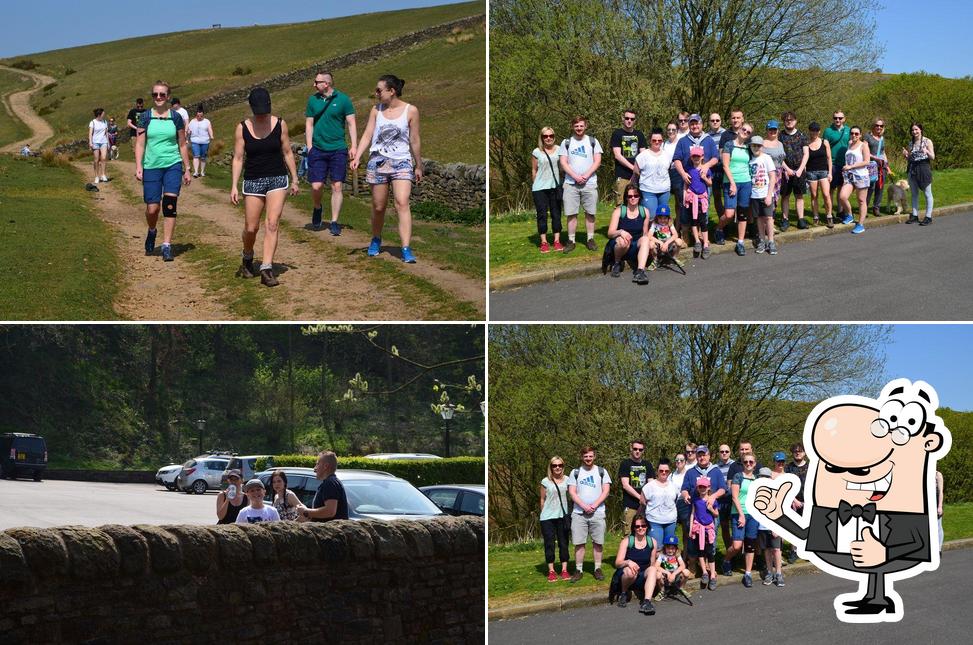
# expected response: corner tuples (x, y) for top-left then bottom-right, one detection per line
(883, 325), (973, 411)
(0, 1), (474, 58)
(876, 0), (971, 78)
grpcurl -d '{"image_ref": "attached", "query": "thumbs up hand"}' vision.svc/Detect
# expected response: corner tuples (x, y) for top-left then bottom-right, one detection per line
(851, 527), (887, 568)
(751, 480), (793, 521)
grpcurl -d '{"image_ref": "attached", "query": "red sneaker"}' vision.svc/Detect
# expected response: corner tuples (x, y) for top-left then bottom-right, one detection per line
(553, 240), (564, 251)
(560, 570), (570, 580)
(540, 241), (550, 253)
(547, 571), (558, 582)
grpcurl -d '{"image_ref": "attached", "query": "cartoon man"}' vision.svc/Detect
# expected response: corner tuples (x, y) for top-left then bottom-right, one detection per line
(748, 379), (951, 623)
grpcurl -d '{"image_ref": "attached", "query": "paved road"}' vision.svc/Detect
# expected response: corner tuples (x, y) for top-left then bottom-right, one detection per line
(490, 548), (973, 643)
(0, 479), (217, 529)
(490, 211), (973, 320)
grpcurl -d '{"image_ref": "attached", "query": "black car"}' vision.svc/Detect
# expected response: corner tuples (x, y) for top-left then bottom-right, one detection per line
(0, 433), (48, 481)
(419, 484), (485, 517)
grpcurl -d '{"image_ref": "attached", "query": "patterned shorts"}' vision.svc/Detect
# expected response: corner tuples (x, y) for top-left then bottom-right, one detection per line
(366, 154), (414, 185)
(243, 175), (289, 196)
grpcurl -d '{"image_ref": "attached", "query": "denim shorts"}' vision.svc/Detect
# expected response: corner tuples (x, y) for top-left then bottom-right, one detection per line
(142, 163), (183, 203)
(366, 153), (413, 185)
(730, 514), (759, 541)
(806, 169), (829, 182)
(309, 147), (349, 184)
(723, 181), (752, 213)
(191, 142), (210, 159)
(91, 142), (108, 151)
(640, 191), (669, 218)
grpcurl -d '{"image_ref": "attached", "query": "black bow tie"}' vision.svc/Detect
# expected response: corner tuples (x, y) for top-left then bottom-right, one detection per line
(838, 500), (877, 525)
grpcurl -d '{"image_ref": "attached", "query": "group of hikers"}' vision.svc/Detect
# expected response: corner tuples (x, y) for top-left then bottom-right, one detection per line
(88, 70), (422, 285)
(538, 441), (946, 616)
(530, 109), (936, 282)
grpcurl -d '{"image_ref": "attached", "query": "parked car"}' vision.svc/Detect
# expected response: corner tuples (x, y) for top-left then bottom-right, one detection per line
(419, 484), (485, 517)
(176, 456), (230, 494)
(0, 433), (48, 481)
(221, 455), (272, 485)
(363, 453), (442, 461)
(255, 467), (445, 521)
(155, 464), (182, 490)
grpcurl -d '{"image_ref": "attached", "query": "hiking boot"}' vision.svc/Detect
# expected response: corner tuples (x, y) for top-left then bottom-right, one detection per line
(906, 215), (918, 224)
(780, 217), (789, 232)
(593, 568), (605, 581)
(826, 216), (834, 229)
(236, 257), (256, 278)
(367, 237), (382, 257)
(743, 572), (753, 588)
(735, 241), (745, 256)
(755, 239), (766, 254)
(714, 229), (726, 245)
(633, 268), (649, 285)
(708, 576), (717, 591)
(693, 241), (702, 257)
(585, 238), (598, 251)
(553, 240), (565, 252)
(161, 244), (173, 262)
(610, 261), (622, 278)
(547, 571), (558, 582)
(562, 241), (576, 253)
(639, 599), (656, 615)
(919, 217), (932, 226)
(701, 246), (711, 259)
(401, 246), (417, 263)
(617, 591), (629, 608)
(540, 241), (550, 254)
(775, 573), (786, 587)
(311, 207), (323, 230)
(797, 217), (809, 230)
(721, 560), (733, 576)
(700, 574), (709, 589)
(260, 268), (279, 287)
(329, 220), (341, 236)
(872, 206), (881, 217)
(768, 240), (778, 255)
(144, 229), (157, 256)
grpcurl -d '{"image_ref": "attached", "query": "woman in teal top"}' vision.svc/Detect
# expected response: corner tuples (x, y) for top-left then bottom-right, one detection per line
(718, 122), (754, 256)
(135, 80), (192, 262)
(722, 455), (759, 587)
(530, 126), (563, 253)
(539, 455), (571, 581)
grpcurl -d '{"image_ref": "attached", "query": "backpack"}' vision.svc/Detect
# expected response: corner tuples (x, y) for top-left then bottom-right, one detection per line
(569, 465), (608, 513)
(561, 135), (601, 161)
(140, 109), (182, 144)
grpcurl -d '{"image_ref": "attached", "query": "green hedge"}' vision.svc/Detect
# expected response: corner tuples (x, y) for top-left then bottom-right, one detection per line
(255, 455), (484, 487)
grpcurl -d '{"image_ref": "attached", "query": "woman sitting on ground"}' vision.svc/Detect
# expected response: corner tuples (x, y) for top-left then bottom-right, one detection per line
(606, 183), (652, 285)
(614, 517), (659, 615)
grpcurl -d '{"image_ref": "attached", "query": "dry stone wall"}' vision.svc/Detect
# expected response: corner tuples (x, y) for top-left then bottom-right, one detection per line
(0, 516), (484, 644)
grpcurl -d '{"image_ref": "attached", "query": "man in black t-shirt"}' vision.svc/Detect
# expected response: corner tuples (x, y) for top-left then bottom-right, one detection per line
(618, 439), (655, 536)
(609, 109), (647, 206)
(126, 97), (144, 151)
(299, 450), (349, 522)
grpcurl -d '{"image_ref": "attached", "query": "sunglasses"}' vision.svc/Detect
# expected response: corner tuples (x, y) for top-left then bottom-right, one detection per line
(627, 193), (640, 198)
(623, 117), (635, 121)
(874, 124), (885, 128)
(710, 118), (720, 122)
(634, 524), (648, 529)
(743, 460), (756, 465)
(657, 469), (670, 474)
(542, 134), (555, 138)
(851, 132), (861, 136)
(651, 138), (663, 143)
(834, 116), (845, 120)
(551, 463), (564, 468)
(152, 92), (168, 98)
(719, 449), (730, 453)
(678, 119), (688, 123)
(675, 458), (685, 462)
(666, 129), (676, 133)
(632, 447), (644, 452)
(742, 129), (753, 135)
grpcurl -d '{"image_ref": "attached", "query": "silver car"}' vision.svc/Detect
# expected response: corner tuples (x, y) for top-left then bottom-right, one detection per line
(363, 453), (442, 461)
(176, 456), (230, 494)
(255, 467), (445, 521)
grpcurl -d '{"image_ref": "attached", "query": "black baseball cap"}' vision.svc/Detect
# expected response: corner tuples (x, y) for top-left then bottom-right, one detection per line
(248, 87), (272, 115)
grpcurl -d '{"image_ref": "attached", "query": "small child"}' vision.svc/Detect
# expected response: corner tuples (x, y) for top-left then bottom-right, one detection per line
(235, 478), (281, 524)
(689, 476), (718, 589)
(683, 145), (712, 258)
(648, 205), (686, 269)
(748, 135), (778, 255)
(756, 467), (784, 587)
(653, 535), (688, 600)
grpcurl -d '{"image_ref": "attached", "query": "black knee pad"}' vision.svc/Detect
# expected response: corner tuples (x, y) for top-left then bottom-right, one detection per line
(162, 194), (178, 218)
(744, 537), (758, 554)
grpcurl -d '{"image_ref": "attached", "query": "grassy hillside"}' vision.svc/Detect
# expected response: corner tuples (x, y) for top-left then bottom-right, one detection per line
(0, 68), (34, 147)
(205, 29), (484, 164)
(0, 2), (483, 153)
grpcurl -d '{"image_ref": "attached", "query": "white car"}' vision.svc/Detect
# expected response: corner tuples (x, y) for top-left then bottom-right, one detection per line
(155, 464), (182, 490)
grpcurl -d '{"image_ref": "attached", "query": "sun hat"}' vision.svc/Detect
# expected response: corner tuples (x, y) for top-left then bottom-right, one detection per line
(749, 135), (765, 146)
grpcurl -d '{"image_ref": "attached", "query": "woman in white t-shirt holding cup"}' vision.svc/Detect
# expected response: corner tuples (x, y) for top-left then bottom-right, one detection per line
(641, 457), (679, 550)
(187, 105), (214, 178)
(89, 108), (110, 184)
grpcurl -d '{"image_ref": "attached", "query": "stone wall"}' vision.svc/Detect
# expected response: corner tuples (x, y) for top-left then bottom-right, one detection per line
(44, 469), (156, 484)
(0, 516), (484, 644)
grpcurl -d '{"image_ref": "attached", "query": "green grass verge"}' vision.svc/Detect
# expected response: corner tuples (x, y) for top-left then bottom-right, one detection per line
(489, 167), (973, 278)
(488, 502), (973, 606)
(0, 156), (119, 319)
(3, 2), (482, 148)
(0, 68), (34, 148)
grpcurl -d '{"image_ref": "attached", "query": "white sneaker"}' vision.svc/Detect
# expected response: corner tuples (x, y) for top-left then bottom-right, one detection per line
(100, 175), (108, 182)
(93, 177), (100, 184)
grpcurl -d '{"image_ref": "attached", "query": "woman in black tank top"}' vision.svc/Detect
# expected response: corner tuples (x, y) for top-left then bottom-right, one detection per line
(805, 123), (834, 227)
(230, 87), (300, 287)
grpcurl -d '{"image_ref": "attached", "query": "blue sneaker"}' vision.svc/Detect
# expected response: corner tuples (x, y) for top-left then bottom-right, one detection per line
(329, 220), (341, 236)
(851, 223), (865, 234)
(162, 244), (173, 262)
(743, 572), (753, 588)
(311, 207), (322, 230)
(735, 241), (745, 256)
(144, 229), (157, 256)
(401, 246), (417, 264)
(367, 237), (381, 257)
(840, 213), (854, 225)
(714, 229), (726, 245)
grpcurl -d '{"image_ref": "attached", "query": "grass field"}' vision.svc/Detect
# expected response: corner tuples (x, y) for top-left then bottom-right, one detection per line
(0, 68), (34, 148)
(0, 2), (483, 153)
(488, 502), (973, 607)
(0, 156), (119, 318)
(489, 167), (973, 278)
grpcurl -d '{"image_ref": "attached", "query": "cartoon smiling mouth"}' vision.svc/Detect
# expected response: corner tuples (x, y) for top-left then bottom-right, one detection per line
(845, 470), (893, 502)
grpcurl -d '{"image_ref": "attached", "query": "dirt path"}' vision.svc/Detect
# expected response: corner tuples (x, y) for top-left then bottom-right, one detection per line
(0, 65), (56, 153)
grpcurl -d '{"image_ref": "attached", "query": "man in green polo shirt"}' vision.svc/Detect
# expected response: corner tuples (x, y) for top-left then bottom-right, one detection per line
(823, 110), (851, 222)
(305, 71), (357, 236)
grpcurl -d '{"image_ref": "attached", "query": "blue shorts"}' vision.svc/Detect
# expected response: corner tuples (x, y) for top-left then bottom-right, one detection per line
(640, 191), (668, 219)
(191, 142), (210, 159)
(142, 163), (183, 204)
(730, 514), (759, 541)
(308, 147), (348, 184)
(648, 521), (677, 549)
(723, 181), (752, 214)
(91, 142), (108, 151)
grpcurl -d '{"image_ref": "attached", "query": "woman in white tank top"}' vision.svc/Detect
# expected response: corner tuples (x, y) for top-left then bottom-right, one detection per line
(838, 126), (871, 235)
(351, 74), (423, 264)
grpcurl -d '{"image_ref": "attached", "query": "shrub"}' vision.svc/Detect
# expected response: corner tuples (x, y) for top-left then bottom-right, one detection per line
(256, 455), (484, 486)
(42, 82), (57, 93)
(231, 66), (252, 76)
(41, 150), (71, 169)
(64, 67), (77, 76)
(412, 201), (484, 225)
(10, 59), (37, 70)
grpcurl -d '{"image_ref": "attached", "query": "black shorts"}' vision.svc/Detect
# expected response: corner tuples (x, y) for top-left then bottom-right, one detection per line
(780, 173), (807, 196)
(759, 531), (782, 550)
(752, 199), (774, 217)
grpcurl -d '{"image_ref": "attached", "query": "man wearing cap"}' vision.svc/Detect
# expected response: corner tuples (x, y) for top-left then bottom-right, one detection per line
(299, 450), (349, 522)
(779, 111), (810, 230)
(216, 469), (249, 524)
(610, 109), (647, 206)
(715, 444), (736, 561)
(673, 114), (719, 253)
(679, 445), (727, 589)
(235, 478), (281, 524)
(305, 71), (357, 235)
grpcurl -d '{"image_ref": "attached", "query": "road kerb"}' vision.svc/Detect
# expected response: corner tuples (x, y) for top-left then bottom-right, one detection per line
(489, 202), (973, 292)
(488, 536), (973, 621)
